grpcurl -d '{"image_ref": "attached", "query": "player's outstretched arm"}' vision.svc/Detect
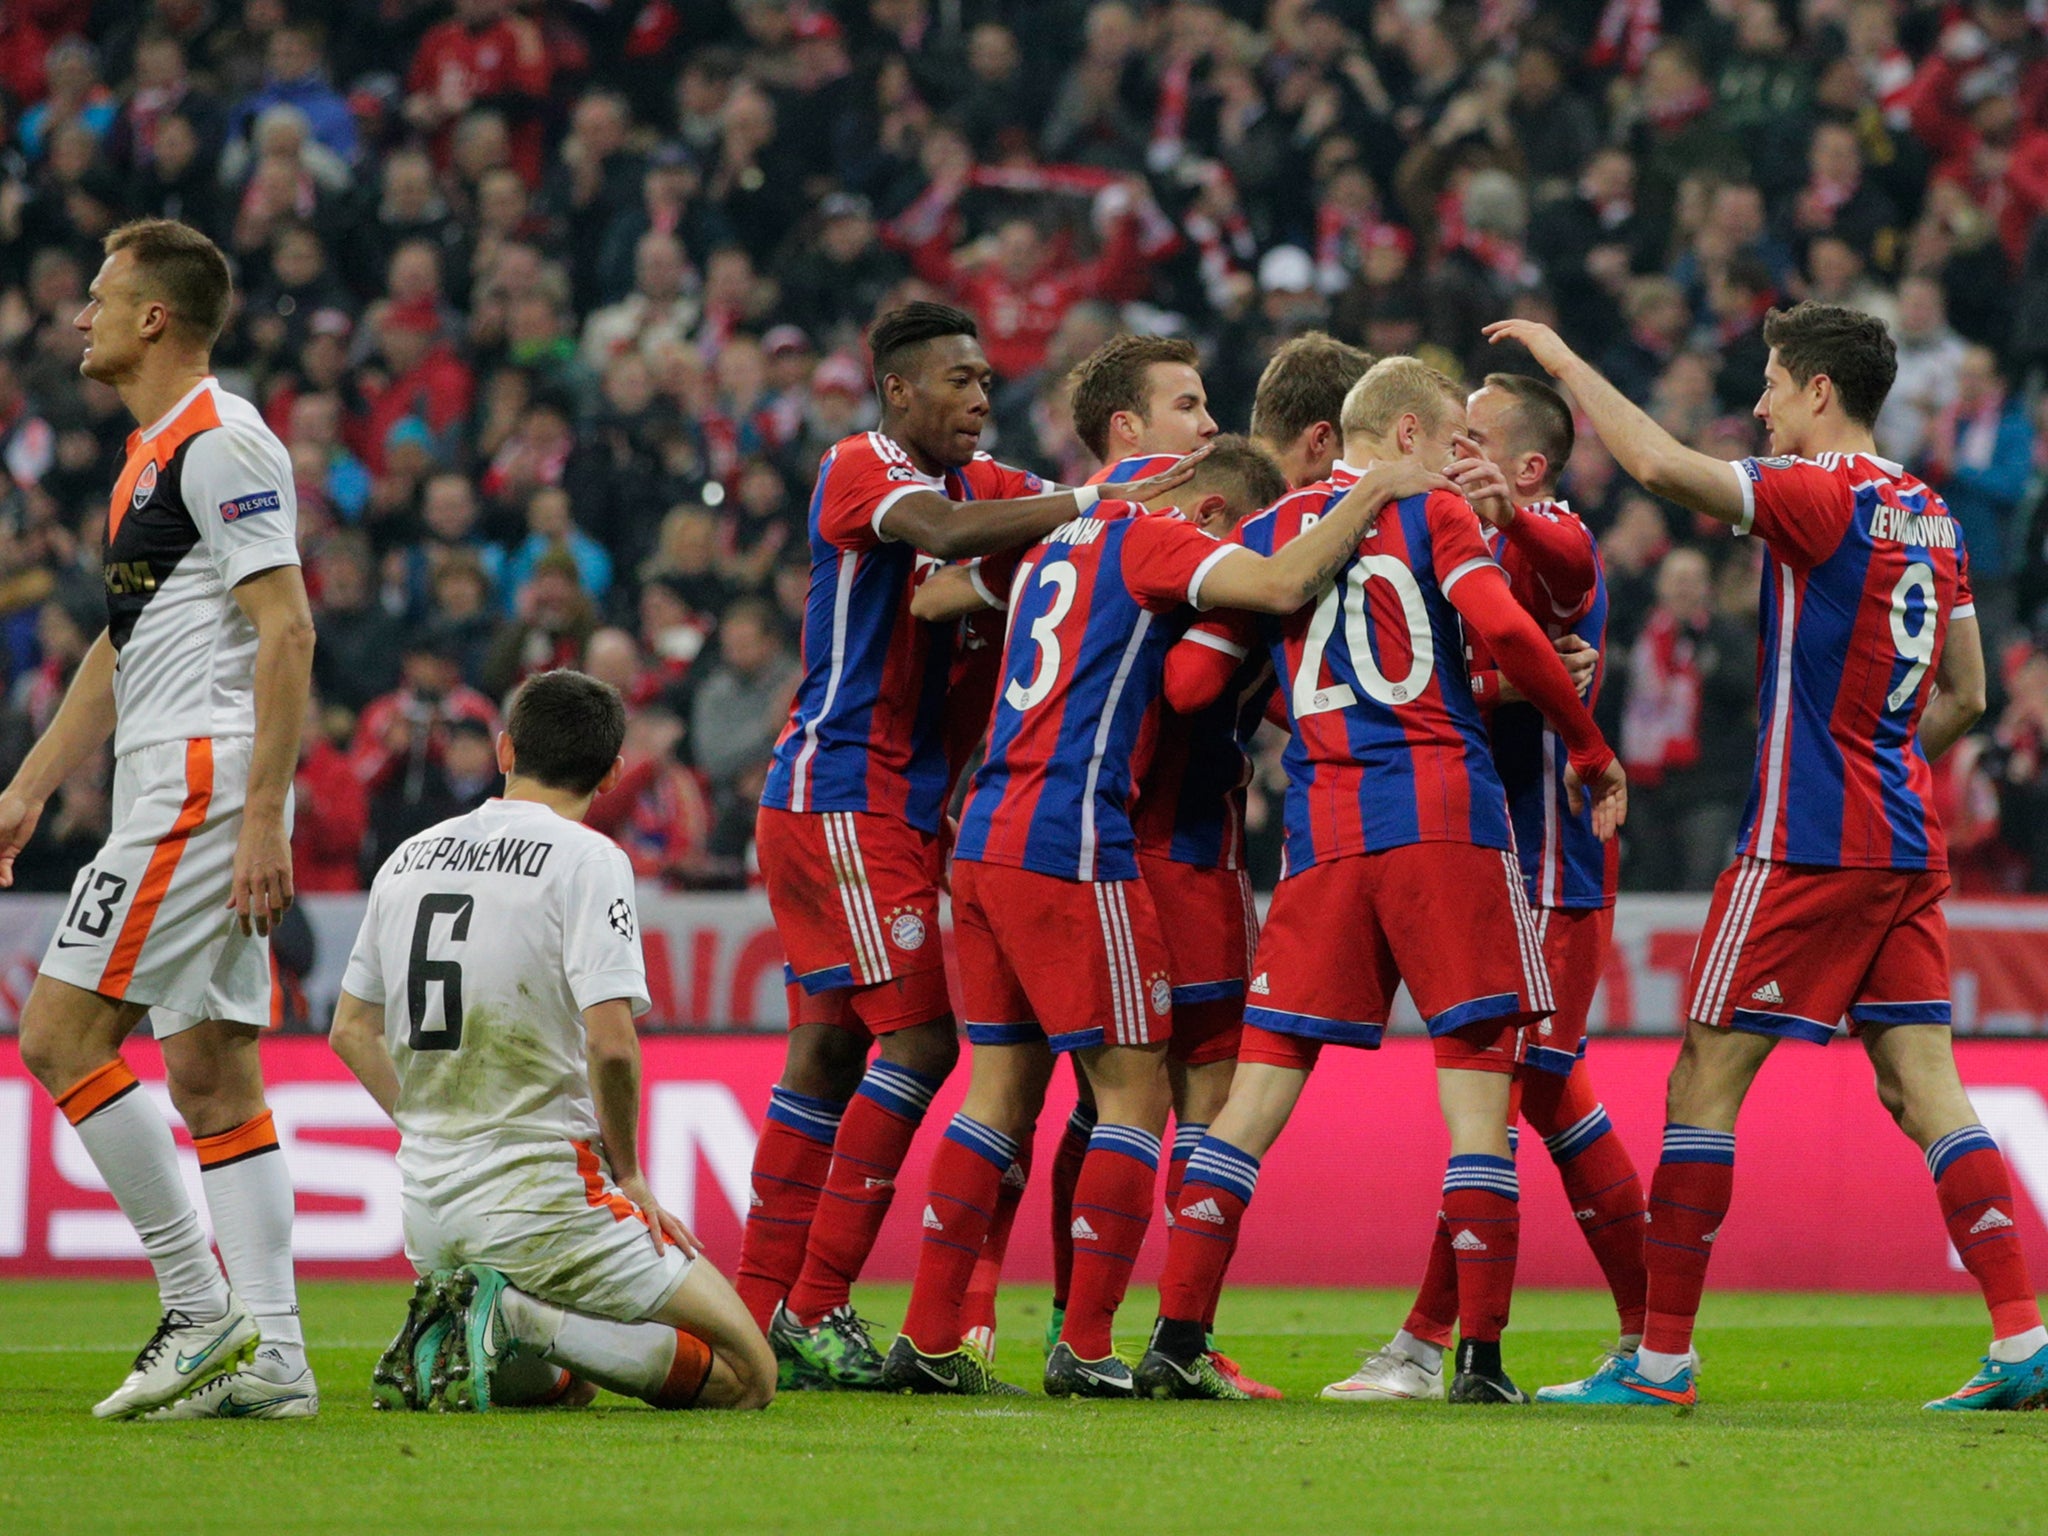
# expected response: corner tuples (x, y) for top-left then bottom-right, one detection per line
(330, 990), (400, 1119)
(1197, 458), (1455, 614)
(879, 447), (1211, 559)
(1484, 319), (1747, 526)
(1450, 563), (1627, 838)
(1919, 612), (1988, 763)
(0, 629), (117, 887)
(230, 564), (317, 936)
(587, 998), (702, 1258)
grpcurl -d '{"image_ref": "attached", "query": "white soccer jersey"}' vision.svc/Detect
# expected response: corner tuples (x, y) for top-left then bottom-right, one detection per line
(341, 798), (650, 1193)
(103, 376), (301, 756)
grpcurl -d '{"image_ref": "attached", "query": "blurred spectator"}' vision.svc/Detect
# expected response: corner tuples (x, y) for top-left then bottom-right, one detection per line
(7, 745), (108, 892)
(351, 630), (502, 872)
(1880, 277), (1969, 465)
(503, 485), (612, 610)
(293, 692), (368, 893)
(229, 24), (356, 166)
(310, 534), (404, 714)
(689, 597), (797, 852)
(485, 549), (599, 696)
(1922, 344), (2034, 630)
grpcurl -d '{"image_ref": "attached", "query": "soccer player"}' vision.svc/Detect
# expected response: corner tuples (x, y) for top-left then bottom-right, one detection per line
(1247, 333), (1377, 490)
(880, 438), (1449, 1396)
(955, 332), (1233, 1369)
(1491, 305), (2048, 1410)
(3, 220), (317, 1419)
(1327, 373), (1650, 1403)
(740, 302), (1200, 1389)
(1133, 358), (1626, 1404)
(330, 670), (775, 1413)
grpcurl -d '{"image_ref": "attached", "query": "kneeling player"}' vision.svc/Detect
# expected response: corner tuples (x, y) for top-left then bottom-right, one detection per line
(883, 439), (1448, 1396)
(1135, 359), (1625, 1404)
(331, 671), (775, 1412)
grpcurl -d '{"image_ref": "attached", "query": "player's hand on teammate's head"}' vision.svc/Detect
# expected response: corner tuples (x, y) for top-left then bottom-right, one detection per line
(1482, 318), (1576, 376)
(0, 790), (43, 888)
(1554, 634), (1599, 696)
(1120, 443), (1214, 503)
(1356, 456), (1456, 508)
(1565, 757), (1628, 840)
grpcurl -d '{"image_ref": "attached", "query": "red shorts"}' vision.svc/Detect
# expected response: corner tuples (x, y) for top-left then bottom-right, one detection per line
(1685, 856), (1951, 1044)
(756, 806), (951, 1034)
(1238, 842), (1552, 1075)
(1138, 852), (1255, 1067)
(1516, 906), (1614, 1078)
(953, 859), (1173, 1054)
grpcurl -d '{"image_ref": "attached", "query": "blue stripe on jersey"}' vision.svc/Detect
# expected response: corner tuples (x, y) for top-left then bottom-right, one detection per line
(1099, 453), (1176, 483)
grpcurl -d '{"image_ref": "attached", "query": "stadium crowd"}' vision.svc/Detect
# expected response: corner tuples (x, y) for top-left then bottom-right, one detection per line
(5, 0), (2048, 894)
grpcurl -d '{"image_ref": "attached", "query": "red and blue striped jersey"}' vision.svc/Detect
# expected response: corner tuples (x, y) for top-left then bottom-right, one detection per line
(1131, 642), (1274, 870)
(1086, 453), (1180, 486)
(956, 503), (1242, 881)
(1730, 452), (1972, 871)
(1232, 465), (1510, 872)
(761, 432), (1042, 833)
(1477, 501), (1618, 910)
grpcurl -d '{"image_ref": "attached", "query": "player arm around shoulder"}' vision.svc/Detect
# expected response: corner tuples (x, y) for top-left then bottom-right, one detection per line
(1483, 319), (1749, 525)
(0, 630), (117, 885)
(229, 565), (316, 935)
(1196, 457), (1454, 614)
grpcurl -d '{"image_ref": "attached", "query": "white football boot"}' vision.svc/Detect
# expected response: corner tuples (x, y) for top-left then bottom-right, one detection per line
(94, 1296), (260, 1419)
(145, 1346), (319, 1420)
(1321, 1339), (1446, 1402)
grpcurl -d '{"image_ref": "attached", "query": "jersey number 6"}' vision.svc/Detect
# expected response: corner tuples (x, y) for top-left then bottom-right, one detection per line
(407, 893), (474, 1051)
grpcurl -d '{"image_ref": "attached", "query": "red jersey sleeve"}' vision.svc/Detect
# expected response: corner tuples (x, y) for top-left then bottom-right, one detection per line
(1423, 490), (1499, 597)
(1120, 509), (1244, 613)
(1500, 503), (1597, 620)
(1732, 456), (1856, 569)
(958, 454), (1047, 501)
(1166, 612), (1257, 713)
(1955, 542), (1977, 621)
(814, 435), (932, 552)
(967, 547), (1025, 609)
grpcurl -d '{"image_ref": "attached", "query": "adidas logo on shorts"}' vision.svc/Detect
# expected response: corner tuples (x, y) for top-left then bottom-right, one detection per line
(1249, 973), (1270, 996)
(1179, 1197), (1226, 1225)
(922, 1205), (943, 1232)
(1971, 1207), (2016, 1234)
(1070, 1216), (1099, 1242)
(1750, 980), (1785, 1006)
(1451, 1229), (1487, 1253)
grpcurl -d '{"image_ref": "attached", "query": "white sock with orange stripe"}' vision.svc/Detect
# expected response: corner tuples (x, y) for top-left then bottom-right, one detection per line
(498, 1288), (701, 1405)
(196, 1110), (307, 1375)
(57, 1059), (230, 1319)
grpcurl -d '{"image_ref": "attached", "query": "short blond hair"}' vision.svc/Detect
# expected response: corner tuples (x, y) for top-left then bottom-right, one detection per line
(1339, 356), (1462, 446)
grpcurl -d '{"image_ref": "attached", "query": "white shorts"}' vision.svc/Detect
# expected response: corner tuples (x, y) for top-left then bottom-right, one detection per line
(37, 735), (280, 1036)
(402, 1139), (691, 1322)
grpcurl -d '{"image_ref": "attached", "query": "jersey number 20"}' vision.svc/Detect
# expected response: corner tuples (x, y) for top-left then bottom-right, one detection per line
(1293, 557), (1435, 719)
(407, 893), (474, 1051)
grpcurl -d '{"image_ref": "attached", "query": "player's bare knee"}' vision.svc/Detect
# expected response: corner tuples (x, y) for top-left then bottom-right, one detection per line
(17, 986), (129, 1094)
(161, 1029), (267, 1136)
(781, 1024), (867, 1100)
(879, 1016), (958, 1080)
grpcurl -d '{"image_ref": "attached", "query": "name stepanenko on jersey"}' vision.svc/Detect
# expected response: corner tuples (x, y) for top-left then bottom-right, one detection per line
(341, 799), (650, 1195)
(103, 377), (301, 756)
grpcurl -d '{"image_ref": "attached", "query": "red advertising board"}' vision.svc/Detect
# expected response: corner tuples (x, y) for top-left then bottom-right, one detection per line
(7, 1036), (2048, 1292)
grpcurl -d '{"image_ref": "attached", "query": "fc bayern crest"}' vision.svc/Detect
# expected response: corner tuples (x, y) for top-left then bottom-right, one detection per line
(132, 460), (158, 508)
(889, 910), (927, 951)
(1150, 977), (1172, 1016)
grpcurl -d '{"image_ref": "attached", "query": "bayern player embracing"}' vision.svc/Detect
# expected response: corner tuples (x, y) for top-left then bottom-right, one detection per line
(1494, 303), (2048, 1410)
(1134, 358), (1626, 1404)
(741, 303), (1200, 1390)
(1331, 373), (1652, 1403)
(881, 439), (1449, 1396)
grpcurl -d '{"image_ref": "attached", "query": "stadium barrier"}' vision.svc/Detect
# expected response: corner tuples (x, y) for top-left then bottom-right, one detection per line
(5, 1034), (2048, 1292)
(2, 891), (2048, 1035)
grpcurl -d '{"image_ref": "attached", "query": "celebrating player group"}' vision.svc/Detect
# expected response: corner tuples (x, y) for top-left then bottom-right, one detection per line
(16, 215), (2045, 1420)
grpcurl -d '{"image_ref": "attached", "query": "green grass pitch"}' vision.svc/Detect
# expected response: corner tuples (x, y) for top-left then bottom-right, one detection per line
(2, 1281), (2044, 1535)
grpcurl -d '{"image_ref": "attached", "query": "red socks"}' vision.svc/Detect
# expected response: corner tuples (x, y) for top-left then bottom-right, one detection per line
(959, 1142), (1033, 1351)
(900, 1115), (1018, 1356)
(736, 1088), (844, 1329)
(1642, 1125), (1735, 1356)
(1401, 1211), (1458, 1348)
(1525, 1068), (1648, 1340)
(786, 1061), (942, 1326)
(1060, 1124), (1161, 1359)
(1049, 1103), (1094, 1311)
(1928, 1126), (2045, 1339)
(1442, 1155), (1519, 1344)
(1156, 1135), (1256, 1326)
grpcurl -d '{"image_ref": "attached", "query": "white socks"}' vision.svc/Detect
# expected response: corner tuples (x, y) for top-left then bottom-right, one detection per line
(1634, 1347), (1690, 1383)
(1990, 1325), (2048, 1363)
(499, 1288), (681, 1402)
(69, 1082), (229, 1319)
(1392, 1328), (1444, 1372)
(196, 1112), (307, 1375)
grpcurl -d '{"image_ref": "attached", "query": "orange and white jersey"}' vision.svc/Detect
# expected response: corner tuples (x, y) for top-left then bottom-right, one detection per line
(341, 799), (650, 1196)
(103, 377), (300, 757)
